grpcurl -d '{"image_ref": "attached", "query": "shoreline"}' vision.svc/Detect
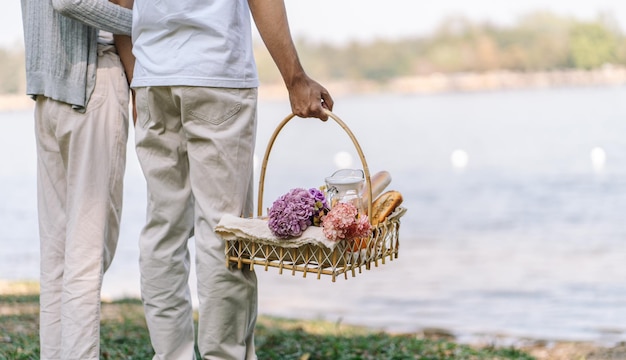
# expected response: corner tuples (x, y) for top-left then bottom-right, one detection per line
(2, 67), (626, 111)
(0, 94), (34, 111)
(256, 66), (626, 100)
(1, 279), (623, 360)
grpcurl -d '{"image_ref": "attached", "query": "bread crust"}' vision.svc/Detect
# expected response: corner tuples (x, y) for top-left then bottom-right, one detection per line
(370, 190), (403, 225)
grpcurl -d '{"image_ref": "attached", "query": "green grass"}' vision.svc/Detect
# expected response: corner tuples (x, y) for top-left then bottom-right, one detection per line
(0, 293), (535, 360)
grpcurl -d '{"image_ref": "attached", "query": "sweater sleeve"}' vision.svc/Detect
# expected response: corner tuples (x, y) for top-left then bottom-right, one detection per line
(51, 0), (132, 36)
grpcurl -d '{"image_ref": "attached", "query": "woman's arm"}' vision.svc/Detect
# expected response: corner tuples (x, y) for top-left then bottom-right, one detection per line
(52, 0), (132, 35)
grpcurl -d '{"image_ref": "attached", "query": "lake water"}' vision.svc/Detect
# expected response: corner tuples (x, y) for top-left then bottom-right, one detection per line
(2, 86), (626, 346)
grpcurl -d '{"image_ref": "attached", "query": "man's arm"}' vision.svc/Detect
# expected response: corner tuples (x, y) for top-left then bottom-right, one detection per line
(248, 0), (333, 120)
(111, 0), (136, 123)
(114, 34), (135, 86)
(114, 32), (137, 124)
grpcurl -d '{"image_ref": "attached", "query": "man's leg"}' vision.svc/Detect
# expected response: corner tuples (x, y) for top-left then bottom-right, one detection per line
(181, 86), (259, 360)
(134, 86), (197, 360)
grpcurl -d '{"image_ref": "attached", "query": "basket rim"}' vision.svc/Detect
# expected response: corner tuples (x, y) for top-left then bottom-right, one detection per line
(257, 109), (375, 221)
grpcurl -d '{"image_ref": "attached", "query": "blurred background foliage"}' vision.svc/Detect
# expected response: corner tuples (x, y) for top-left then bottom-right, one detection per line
(0, 46), (25, 94)
(1, 11), (625, 94)
(255, 12), (626, 84)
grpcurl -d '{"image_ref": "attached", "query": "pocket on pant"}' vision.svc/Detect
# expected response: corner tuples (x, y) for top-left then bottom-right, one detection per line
(182, 87), (242, 126)
(136, 87), (152, 128)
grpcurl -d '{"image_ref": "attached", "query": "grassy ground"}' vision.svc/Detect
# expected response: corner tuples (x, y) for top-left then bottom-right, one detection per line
(0, 281), (620, 360)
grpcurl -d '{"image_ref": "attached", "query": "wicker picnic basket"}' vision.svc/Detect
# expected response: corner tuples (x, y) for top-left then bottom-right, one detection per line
(224, 109), (407, 281)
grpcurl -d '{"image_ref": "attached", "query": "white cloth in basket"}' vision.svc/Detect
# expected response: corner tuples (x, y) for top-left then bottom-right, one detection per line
(215, 214), (339, 250)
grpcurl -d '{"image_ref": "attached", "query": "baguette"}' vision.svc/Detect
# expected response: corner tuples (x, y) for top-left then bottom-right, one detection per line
(370, 190), (403, 225)
(361, 170), (392, 214)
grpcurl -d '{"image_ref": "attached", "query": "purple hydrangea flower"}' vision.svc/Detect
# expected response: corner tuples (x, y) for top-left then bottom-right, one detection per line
(308, 187), (328, 208)
(308, 187), (330, 226)
(268, 188), (316, 238)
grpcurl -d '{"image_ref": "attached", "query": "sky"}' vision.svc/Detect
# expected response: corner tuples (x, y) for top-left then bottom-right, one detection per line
(3, 0), (626, 48)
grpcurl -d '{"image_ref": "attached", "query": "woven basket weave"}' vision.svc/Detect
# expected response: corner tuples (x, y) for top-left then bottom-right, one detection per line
(225, 109), (406, 281)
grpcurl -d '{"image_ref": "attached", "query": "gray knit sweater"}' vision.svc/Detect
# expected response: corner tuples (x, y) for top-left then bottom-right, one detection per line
(21, 0), (132, 109)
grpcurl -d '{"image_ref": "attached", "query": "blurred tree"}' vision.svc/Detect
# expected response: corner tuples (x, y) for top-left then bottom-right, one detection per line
(495, 12), (572, 70)
(0, 47), (25, 94)
(569, 22), (619, 69)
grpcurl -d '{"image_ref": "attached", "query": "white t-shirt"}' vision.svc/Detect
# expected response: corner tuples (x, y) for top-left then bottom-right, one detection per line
(131, 0), (259, 88)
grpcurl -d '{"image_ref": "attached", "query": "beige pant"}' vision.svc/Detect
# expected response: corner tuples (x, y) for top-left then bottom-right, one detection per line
(134, 86), (258, 360)
(36, 45), (129, 360)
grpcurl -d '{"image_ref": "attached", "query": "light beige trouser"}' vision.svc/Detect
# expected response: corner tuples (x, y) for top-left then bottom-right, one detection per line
(36, 44), (129, 360)
(134, 86), (258, 360)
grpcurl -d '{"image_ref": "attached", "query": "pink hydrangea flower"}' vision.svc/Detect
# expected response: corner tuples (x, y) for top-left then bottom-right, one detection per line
(321, 202), (371, 242)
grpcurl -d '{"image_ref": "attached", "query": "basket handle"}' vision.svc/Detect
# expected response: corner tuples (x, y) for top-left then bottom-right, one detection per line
(257, 109), (373, 221)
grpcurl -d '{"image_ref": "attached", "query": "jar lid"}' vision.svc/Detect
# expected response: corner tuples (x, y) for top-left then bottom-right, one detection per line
(325, 169), (364, 185)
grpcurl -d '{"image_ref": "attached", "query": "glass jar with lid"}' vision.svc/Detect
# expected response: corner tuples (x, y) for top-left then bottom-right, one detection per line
(324, 169), (365, 215)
